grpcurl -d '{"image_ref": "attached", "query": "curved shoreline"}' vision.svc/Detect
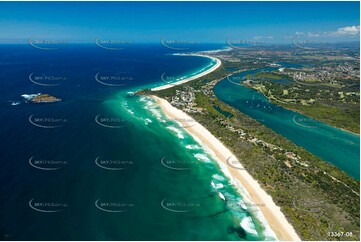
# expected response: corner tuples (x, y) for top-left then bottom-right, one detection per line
(144, 51), (301, 240)
(150, 54), (221, 91)
(151, 95), (301, 241)
(150, 95), (301, 241)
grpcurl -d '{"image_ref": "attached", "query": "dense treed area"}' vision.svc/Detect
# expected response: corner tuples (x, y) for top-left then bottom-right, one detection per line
(141, 56), (360, 240)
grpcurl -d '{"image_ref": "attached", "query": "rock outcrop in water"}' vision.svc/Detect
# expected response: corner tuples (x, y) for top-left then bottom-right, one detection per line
(21, 93), (61, 103)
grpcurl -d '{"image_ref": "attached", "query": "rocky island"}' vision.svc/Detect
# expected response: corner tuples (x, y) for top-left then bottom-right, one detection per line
(21, 93), (61, 103)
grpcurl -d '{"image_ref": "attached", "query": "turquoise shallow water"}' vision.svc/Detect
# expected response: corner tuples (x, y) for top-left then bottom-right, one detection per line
(98, 92), (277, 240)
(214, 70), (360, 179)
(1, 44), (358, 240)
(0, 45), (276, 240)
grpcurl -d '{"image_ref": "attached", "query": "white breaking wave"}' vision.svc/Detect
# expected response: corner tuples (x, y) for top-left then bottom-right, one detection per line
(194, 153), (211, 163)
(237, 199), (248, 211)
(240, 216), (259, 237)
(166, 126), (184, 139)
(125, 106), (135, 115)
(141, 97), (166, 122)
(11, 101), (21, 106)
(150, 95), (277, 240)
(186, 128), (277, 239)
(231, 178), (278, 240)
(149, 108), (164, 121)
(212, 174), (225, 182)
(138, 96), (147, 102)
(21, 93), (41, 100)
(218, 161), (236, 186)
(185, 144), (201, 150)
(144, 118), (152, 125)
(218, 192), (226, 201)
(122, 101), (135, 115)
(211, 181), (224, 189)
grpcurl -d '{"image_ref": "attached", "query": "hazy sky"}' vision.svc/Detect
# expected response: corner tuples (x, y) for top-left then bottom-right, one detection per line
(0, 1), (359, 43)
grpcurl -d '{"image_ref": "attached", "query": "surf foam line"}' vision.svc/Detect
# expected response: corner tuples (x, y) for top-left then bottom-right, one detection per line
(151, 95), (301, 241)
(150, 54), (221, 91)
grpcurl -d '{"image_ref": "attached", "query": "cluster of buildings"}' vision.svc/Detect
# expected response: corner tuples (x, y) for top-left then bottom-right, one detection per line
(167, 68), (312, 171)
(170, 87), (203, 113)
(290, 62), (359, 85)
(218, 114), (309, 170)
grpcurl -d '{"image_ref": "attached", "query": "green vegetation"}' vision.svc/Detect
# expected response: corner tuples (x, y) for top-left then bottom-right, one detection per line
(145, 59), (360, 241)
(246, 72), (291, 81)
(247, 75), (360, 133)
(281, 102), (359, 134)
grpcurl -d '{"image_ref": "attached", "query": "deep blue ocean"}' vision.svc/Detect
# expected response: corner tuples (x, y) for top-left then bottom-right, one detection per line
(0, 44), (277, 240)
(0, 43), (358, 240)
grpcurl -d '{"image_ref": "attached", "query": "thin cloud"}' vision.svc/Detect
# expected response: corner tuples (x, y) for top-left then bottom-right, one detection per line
(330, 25), (360, 36)
(294, 26), (360, 38)
(253, 36), (274, 40)
(308, 33), (321, 37)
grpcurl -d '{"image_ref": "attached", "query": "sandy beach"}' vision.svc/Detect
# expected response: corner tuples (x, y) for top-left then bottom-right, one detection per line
(151, 54), (221, 91)
(151, 95), (301, 241)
